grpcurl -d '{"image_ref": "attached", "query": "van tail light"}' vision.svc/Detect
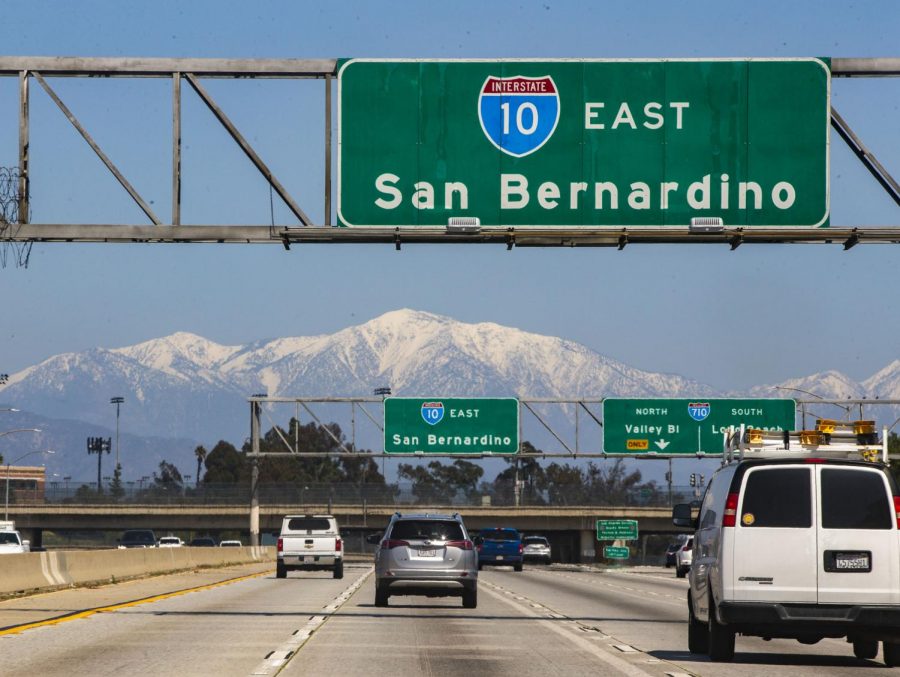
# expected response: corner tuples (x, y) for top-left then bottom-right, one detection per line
(722, 492), (739, 527)
(894, 496), (900, 529)
(446, 539), (474, 551)
(335, 538), (342, 552)
(381, 539), (410, 550)
(277, 538), (283, 552)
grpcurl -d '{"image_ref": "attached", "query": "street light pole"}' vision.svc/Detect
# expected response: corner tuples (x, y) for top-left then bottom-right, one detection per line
(110, 397), (124, 469)
(6, 449), (54, 521)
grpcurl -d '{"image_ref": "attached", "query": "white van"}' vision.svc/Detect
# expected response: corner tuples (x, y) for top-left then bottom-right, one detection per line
(673, 427), (900, 665)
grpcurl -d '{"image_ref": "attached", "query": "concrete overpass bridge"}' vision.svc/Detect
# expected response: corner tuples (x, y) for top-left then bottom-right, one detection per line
(7, 503), (687, 564)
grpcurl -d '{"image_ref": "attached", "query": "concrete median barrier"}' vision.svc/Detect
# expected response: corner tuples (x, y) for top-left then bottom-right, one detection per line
(0, 546), (274, 595)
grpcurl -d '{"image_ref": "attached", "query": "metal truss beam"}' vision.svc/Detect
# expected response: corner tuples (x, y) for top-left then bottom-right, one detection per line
(5, 223), (900, 246)
(1, 57), (899, 247)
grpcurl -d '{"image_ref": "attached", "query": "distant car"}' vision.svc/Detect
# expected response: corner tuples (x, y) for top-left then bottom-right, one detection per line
(370, 512), (477, 608)
(189, 537), (217, 547)
(219, 540), (242, 547)
(476, 527), (523, 571)
(675, 537), (693, 578)
(665, 542), (682, 568)
(0, 529), (29, 554)
(277, 514), (343, 579)
(157, 536), (184, 548)
(522, 536), (552, 564)
(118, 529), (157, 549)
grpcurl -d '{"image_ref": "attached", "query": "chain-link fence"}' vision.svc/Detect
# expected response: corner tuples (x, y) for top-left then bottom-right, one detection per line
(14, 481), (704, 508)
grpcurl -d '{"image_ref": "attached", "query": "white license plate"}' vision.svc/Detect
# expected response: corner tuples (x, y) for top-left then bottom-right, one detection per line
(419, 549), (436, 557)
(495, 555), (504, 561)
(835, 553), (869, 570)
(304, 556), (314, 563)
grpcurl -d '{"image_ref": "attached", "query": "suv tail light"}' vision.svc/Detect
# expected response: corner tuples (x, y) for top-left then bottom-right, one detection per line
(722, 492), (739, 527)
(682, 541), (692, 552)
(335, 538), (342, 552)
(894, 496), (900, 529)
(381, 539), (410, 550)
(277, 538), (283, 552)
(476, 543), (483, 552)
(518, 542), (524, 554)
(446, 539), (474, 551)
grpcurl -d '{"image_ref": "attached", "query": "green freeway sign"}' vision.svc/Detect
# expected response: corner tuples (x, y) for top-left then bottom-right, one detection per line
(384, 397), (519, 454)
(597, 520), (639, 541)
(338, 59), (829, 229)
(602, 398), (796, 455)
(603, 546), (631, 560)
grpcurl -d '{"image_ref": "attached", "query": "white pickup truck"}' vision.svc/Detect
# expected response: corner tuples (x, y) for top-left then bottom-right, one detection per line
(0, 521), (29, 555)
(277, 514), (343, 579)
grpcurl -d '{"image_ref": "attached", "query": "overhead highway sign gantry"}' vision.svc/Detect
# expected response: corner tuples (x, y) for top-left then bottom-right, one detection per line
(0, 57), (897, 248)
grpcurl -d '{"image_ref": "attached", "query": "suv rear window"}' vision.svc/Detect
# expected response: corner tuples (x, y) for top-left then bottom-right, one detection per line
(741, 468), (812, 528)
(122, 530), (155, 543)
(821, 468), (892, 530)
(389, 520), (464, 541)
(523, 537), (548, 545)
(481, 529), (520, 541)
(287, 518), (332, 531)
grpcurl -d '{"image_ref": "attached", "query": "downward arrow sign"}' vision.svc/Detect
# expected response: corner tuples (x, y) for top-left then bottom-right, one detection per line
(654, 439), (670, 450)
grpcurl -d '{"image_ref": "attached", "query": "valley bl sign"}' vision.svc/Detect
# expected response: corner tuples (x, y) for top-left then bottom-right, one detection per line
(384, 397), (519, 454)
(602, 398), (796, 455)
(337, 58), (830, 229)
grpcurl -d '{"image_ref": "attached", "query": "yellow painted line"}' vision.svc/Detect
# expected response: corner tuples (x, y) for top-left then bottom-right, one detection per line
(0, 569), (270, 636)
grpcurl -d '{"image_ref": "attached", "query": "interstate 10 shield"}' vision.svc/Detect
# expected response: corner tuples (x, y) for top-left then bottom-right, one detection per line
(478, 75), (560, 158)
(421, 401), (445, 425)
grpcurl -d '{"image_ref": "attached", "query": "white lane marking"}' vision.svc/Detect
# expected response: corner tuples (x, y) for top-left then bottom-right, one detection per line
(614, 644), (638, 652)
(533, 568), (684, 606)
(481, 584), (655, 677)
(248, 567), (373, 676)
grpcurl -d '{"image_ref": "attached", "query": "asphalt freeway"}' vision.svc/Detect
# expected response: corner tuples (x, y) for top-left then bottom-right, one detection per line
(0, 562), (891, 676)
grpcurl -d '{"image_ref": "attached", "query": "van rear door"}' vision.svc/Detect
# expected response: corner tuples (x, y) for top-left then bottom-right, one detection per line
(732, 466), (817, 603)
(816, 465), (900, 605)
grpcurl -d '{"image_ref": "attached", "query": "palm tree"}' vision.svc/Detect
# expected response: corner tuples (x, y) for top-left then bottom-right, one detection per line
(194, 445), (207, 488)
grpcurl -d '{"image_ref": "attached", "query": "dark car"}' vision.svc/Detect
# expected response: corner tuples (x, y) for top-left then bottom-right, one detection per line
(118, 529), (157, 549)
(476, 527), (523, 571)
(189, 537), (217, 547)
(665, 542), (681, 568)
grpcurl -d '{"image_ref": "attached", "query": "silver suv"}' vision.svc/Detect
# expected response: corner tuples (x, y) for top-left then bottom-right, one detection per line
(370, 512), (477, 608)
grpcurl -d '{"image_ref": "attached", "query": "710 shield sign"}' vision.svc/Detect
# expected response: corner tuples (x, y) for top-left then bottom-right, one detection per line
(602, 398), (796, 455)
(384, 397), (519, 454)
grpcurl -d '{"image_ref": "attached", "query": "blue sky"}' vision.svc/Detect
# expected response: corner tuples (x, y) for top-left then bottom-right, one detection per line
(2, 0), (899, 393)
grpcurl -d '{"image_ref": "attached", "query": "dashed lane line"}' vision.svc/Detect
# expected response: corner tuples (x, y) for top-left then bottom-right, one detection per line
(480, 582), (659, 677)
(248, 567), (373, 676)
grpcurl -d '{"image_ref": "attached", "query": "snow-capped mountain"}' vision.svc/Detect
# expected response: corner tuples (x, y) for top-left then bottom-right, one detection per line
(1, 309), (898, 479)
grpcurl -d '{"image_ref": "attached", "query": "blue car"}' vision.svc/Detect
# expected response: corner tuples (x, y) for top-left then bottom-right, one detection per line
(475, 527), (523, 572)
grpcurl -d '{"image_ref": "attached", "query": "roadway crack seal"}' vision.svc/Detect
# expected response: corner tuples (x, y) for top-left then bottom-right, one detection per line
(481, 580), (695, 677)
(249, 567), (373, 676)
(0, 569), (271, 636)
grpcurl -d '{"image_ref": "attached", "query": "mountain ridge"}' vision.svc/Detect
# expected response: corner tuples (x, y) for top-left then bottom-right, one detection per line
(1, 309), (897, 479)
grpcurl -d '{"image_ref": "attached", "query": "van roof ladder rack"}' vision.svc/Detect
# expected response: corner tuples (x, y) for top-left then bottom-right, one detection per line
(723, 422), (889, 465)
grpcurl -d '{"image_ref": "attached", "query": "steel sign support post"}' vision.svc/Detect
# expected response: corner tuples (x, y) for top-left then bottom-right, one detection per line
(172, 73), (182, 226)
(324, 73), (332, 226)
(250, 400), (261, 547)
(110, 397), (124, 469)
(17, 70), (28, 224)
